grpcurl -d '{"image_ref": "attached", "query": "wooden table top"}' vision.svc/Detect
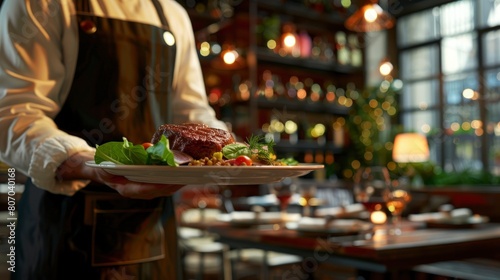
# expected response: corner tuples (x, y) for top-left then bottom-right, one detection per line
(206, 221), (500, 273)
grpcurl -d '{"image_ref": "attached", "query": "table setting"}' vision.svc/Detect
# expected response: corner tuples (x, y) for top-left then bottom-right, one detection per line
(408, 205), (490, 229)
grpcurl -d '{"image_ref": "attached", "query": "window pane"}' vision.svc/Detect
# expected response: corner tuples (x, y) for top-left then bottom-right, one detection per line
(483, 30), (500, 67)
(442, 33), (477, 74)
(443, 73), (478, 106)
(443, 134), (483, 172)
(400, 46), (439, 80)
(440, 0), (475, 36)
(479, 0), (500, 27)
(485, 69), (500, 99)
(400, 80), (439, 110)
(401, 110), (439, 135)
(443, 101), (480, 129)
(443, 73), (481, 172)
(397, 8), (439, 47)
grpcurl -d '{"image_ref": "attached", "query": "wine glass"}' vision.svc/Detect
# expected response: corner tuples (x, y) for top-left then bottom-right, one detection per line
(353, 166), (391, 221)
(269, 178), (297, 219)
(386, 178), (412, 235)
(299, 184), (317, 217)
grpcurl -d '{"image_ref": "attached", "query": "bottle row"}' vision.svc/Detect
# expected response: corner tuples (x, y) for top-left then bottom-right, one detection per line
(260, 115), (349, 149)
(205, 70), (361, 112)
(255, 70), (358, 104)
(257, 16), (363, 67)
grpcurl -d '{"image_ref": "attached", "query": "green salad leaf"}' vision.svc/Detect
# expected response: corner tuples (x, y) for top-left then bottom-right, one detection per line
(94, 135), (177, 166)
(221, 142), (249, 159)
(146, 136), (177, 166)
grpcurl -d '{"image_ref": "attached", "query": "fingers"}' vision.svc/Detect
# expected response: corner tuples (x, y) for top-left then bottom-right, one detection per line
(102, 173), (185, 199)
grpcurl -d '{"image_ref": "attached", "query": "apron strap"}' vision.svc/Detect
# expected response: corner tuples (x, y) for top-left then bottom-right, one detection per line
(150, 0), (176, 124)
(75, 0), (91, 13)
(151, 0), (170, 29)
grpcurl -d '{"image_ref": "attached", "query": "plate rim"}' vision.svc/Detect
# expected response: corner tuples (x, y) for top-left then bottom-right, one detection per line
(85, 161), (325, 170)
(84, 161), (323, 185)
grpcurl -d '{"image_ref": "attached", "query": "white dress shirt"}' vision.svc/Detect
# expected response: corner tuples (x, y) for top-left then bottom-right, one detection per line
(0, 0), (227, 195)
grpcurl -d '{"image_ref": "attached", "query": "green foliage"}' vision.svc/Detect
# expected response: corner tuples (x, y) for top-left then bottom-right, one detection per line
(427, 169), (500, 186)
(257, 15), (281, 42)
(345, 80), (401, 168)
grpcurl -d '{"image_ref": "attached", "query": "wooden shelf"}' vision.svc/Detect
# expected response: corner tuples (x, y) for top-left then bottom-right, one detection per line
(255, 48), (362, 74)
(256, 0), (346, 25)
(274, 140), (345, 154)
(255, 97), (350, 115)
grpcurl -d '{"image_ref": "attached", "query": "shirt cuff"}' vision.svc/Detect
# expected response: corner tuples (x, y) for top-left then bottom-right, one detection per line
(28, 135), (95, 196)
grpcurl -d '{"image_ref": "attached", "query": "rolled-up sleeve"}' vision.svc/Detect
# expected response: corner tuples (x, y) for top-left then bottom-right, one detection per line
(0, 0), (93, 195)
(0, 0), (228, 195)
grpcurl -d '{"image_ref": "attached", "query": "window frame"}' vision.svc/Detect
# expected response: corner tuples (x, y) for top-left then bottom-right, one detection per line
(395, 0), (500, 173)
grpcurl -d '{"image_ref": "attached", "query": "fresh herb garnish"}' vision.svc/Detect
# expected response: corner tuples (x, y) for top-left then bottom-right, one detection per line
(222, 135), (277, 164)
(94, 135), (177, 166)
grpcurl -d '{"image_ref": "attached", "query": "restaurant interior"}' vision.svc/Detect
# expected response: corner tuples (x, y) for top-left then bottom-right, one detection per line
(1, 0), (500, 279)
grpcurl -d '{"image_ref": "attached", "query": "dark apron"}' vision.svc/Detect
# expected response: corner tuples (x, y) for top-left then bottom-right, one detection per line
(14, 1), (181, 279)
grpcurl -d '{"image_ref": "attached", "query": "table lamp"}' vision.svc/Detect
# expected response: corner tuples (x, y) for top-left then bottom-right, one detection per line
(392, 133), (430, 188)
(392, 133), (430, 163)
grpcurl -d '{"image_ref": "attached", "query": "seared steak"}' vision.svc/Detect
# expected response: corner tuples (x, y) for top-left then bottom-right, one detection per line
(151, 123), (235, 159)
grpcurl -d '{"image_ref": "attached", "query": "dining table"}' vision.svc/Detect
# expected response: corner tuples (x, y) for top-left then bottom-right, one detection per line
(204, 217), (500, 279)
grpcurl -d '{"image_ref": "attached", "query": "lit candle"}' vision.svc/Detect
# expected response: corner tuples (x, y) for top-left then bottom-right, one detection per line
(370, 210), (387, 224)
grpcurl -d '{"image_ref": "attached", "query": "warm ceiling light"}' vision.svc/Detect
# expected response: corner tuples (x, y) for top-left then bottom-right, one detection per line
(345, 0), (395, 32)
(379, 59), (393, 76)
(222, 49), (238, 65)
(211, 44), (246, 70)
(283, 33), (296, 48)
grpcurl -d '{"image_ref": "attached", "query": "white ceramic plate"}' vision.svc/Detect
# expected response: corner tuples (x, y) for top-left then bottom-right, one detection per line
(217, 212), (302, 225)
(85, 161), (323, 185)
(286, 218), (373, 236)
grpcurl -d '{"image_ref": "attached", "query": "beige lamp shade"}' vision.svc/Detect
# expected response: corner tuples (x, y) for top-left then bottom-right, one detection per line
(392, 133), (430, 163)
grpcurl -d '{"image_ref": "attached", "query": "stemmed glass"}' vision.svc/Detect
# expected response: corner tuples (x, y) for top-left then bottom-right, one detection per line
(269, 178), (297, 219)
(299, 184), (317, 217)
(386, 178), (412, 235)
(353, 166), (391, 221)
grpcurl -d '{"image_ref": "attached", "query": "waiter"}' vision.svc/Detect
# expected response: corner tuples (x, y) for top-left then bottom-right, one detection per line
(0, 0), (228, 279)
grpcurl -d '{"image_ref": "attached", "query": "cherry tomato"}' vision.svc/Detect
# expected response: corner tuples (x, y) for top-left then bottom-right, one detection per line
(142, 142), (153, 150)
(234, 155), (252, 166)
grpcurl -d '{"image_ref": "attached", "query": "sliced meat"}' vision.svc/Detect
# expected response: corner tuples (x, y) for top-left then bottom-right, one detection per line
(151, 123), (235, 159)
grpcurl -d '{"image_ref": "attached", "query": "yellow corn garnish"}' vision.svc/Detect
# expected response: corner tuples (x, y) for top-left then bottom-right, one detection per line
(213, 152), (223, 161)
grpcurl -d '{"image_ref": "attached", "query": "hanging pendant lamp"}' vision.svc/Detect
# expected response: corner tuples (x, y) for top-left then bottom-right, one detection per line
(345, 0), (395, 32)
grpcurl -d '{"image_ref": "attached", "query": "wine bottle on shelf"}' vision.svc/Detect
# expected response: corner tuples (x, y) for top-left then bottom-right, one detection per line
(311, 36), (322, 60)
(298, 30), (312, 58)
(349, 34), (363, 67)
(333, 122), (345, 148)
(325, 120), (334, 143)
(286, 76), (299, 100)
(297, 120), (308, 141)
(273, 74), (286, 100)
(322, 36), (335, 62)
(336, 31), (350, 65)
(324, 83), (336, 103)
